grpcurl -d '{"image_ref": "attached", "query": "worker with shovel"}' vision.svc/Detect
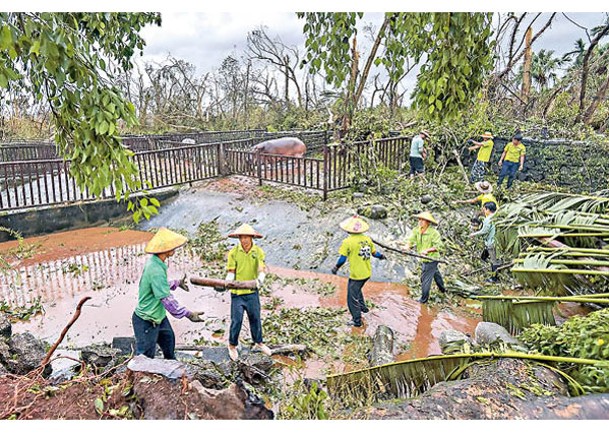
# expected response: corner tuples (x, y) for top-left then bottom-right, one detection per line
(404, 212), (447, 304)
(132, 227), (205, 360)
(225, 223), (272, 361)
(331, 215), (386, 328)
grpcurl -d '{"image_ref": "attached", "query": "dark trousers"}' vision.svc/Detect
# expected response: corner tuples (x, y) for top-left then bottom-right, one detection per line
(420, 261), (445, 303)
(229, 292), (263, 346)
(482, 246), (499, 277)
(132, 312), (175, 359)
(409, 156), (425, 175)
(347, 278), (369, 326)
(498, 161), (519, 189)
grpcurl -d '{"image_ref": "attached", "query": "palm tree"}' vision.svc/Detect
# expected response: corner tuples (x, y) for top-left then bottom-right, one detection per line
(530, 49), (566, 91)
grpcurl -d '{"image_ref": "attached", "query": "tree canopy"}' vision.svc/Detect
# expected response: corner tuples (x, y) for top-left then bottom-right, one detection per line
(0, 12), (161, 221)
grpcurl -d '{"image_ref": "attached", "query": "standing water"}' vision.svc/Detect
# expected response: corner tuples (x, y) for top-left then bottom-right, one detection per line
(1, 227), (482, 377)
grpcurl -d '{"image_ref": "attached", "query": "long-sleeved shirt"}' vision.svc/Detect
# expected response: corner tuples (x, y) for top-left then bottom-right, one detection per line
(408, 226), (444, 262)
(135, 255), (190, 324)
(471, 214), (496, 248)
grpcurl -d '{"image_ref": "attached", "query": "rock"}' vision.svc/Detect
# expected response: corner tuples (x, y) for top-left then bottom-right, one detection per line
(352, 192), (364, 200)
(438, 329), (473, 355)
(0, 339), (10, 364)
(358, 357), (604, 419)
(474, 322), (526, 350)
(358, 204), (388, 220)
(127, 354), (194, 380)
(5, 332), (51, 377)
(80, 344), (120, 368)
(369, 325), (394, 366)
(112, 336), (136, 356)
(240, 352), (274, 385)
(0, 313), (11, 339)
(129, 371), (273, 420)
(420, 194), (432, 205)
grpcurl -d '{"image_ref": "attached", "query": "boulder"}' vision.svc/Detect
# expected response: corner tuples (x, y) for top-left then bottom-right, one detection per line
(0, 314), (11, 339)
(80, 344), (120, 368)
(474, 322), (527, 351)
(112, 336), (136, 356)
(5, 332), (51, 377)
(358, 204), (388, 220)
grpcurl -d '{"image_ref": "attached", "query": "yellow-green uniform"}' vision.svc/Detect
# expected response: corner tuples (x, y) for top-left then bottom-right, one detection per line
(408, 226), (446, 303)
(476, 139), (494, 162)
(476, 193), (498, 208)
(226, 244), (266, 295)
(503, 142), (526, 163)
(338, 234), (377, 280)
(408, 226), (444, 262)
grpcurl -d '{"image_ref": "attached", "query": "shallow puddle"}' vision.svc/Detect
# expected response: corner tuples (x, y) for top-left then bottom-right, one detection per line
(1, 227), (483, 377)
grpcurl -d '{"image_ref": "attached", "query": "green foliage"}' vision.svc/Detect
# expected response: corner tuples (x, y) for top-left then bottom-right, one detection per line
(0, 297), (44, 321)
(519, 308), (609, 393)
(185, 220), (229, 263)
(298, 12), (495, 124)
(0, 12), (161, 218)
(278, 380), (329, 420)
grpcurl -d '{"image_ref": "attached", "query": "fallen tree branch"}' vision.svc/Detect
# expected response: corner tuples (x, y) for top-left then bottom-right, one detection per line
(371, 237), (448, 264)
(189, 276), (257, 290)
(40, 296), (91, 368)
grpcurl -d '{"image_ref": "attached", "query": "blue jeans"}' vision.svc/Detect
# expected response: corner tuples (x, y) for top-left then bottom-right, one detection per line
(347, 278), (369, 326)
(498, 161), (519, 189)
(229, 292), (263, 346)
(132, 312), (176, 359)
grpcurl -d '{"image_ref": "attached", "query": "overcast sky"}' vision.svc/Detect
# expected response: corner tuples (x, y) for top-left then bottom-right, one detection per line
(135, 11), (609, 76)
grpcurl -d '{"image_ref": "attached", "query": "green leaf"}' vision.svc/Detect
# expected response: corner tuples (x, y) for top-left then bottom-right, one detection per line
(94, 398), (104, 415)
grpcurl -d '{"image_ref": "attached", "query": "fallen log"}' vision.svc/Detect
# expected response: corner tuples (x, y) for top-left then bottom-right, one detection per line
(371, 238), (448, 263)
(369, 325), (394, 366)
(190, 276), (257, 290)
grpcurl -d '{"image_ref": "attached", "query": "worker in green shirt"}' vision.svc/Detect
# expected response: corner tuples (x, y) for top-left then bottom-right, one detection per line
(332, 215), (385, 328)
(405, 212), (446, 304)
(467, 131), (495, 183)
(132, 227), (205, 360)
(225, 223), (271, 361)
(497, 132), (526, 189)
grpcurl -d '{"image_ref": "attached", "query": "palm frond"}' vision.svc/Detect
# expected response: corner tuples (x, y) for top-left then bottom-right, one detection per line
(326, 352), (605, 407)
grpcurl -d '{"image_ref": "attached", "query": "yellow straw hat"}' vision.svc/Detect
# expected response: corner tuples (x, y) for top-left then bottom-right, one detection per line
(339, 215), (370, 234)
(145, 227), (188, 254)
(415, 211), (438, 225)
(481, 131), (494, 139)
(228, 223), (263, 239)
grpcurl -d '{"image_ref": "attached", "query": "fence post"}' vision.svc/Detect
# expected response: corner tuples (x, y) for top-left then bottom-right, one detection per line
(256, 150), (263, 186)
(217, 142), (225, 175)
(323, 145), (329, 200)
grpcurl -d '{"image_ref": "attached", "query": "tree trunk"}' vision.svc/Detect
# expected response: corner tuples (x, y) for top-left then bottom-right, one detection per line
(582, 73), (609, 125)
(575, 22), (609, 124)
(369, 325), (395, 366)
(521, 27), (533, 103)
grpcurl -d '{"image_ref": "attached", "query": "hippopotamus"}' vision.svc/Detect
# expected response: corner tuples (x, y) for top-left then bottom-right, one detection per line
(250, 137), (307, 166)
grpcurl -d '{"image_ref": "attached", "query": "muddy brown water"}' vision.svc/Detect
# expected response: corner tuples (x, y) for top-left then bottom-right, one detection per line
(1, 227), (484, 377)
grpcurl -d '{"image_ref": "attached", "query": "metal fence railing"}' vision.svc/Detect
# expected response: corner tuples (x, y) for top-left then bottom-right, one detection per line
(0, 143), (221, 210)
(1, 132), (411, 209)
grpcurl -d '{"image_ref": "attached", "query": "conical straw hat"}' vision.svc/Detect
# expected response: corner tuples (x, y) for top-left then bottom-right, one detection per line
(339, 215), (370, 234)
(145, 227), (188, 254)
(228, 223), (263, 238)
(415, 211), (438, 225)
(481, 131), (494, 139)
(474, 181), (493, 193)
